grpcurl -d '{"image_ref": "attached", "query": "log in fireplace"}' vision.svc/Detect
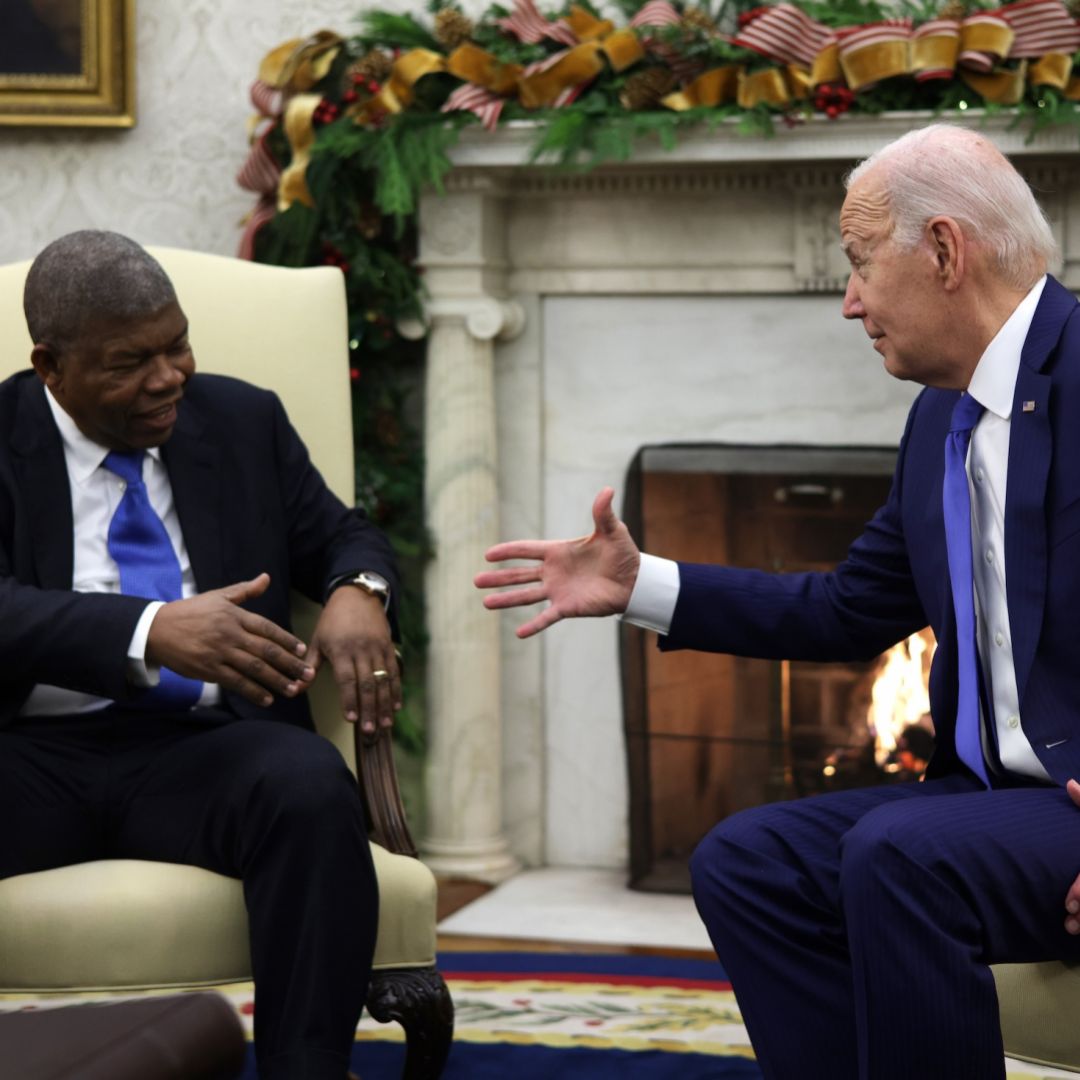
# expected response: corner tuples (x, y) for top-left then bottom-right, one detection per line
(621, 444), (935, 893)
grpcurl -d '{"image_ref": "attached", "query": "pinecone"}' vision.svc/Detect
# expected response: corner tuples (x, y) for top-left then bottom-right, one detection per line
(357, 202), (382, 241)
(938, 0), (966, 19)
(350, 49), (393, 86)
(619, 67), (677, 110)
(434, 8), (475, 51)
(682, 7), (716, 33)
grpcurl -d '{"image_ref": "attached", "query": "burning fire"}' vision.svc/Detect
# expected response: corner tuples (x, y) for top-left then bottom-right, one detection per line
(867, 631), (935, 768)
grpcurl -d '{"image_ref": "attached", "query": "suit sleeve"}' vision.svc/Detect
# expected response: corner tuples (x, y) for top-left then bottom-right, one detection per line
(268, 392), (401, 634)
(0, 560), (149, 701)
(660, 393), (929, 663)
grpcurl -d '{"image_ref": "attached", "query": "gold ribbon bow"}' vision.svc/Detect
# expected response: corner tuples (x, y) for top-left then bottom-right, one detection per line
(259, 31), (343, 92)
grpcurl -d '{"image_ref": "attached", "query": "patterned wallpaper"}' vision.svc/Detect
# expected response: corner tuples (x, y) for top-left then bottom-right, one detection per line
(0, 0), (426, 264)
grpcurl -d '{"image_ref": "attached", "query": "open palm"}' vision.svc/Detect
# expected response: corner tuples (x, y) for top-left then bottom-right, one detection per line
(474, 487), (641, 638)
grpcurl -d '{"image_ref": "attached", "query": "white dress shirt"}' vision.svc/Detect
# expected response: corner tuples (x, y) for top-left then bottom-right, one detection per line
(626, 276), (1050, 781)
(20, 388), (220, 716)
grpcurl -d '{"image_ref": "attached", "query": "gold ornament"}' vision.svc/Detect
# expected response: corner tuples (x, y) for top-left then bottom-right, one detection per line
(938, 1), (966, 19)
(620, 66), (677, 110)
(682, 7), (716, 33)
(350, 49), (393, 85)
(434, 8), (475, 51)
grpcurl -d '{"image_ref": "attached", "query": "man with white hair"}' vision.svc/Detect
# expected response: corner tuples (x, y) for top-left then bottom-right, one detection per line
(475, 124), (1080, 1078)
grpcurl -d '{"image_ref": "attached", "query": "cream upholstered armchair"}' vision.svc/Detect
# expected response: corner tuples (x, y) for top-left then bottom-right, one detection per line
(0, 248), (452, 1077)
(994, 963), (1080, 1072)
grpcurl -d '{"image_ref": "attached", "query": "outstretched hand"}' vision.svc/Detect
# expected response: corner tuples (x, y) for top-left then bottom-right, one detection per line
(1066, 779), (1080, 934)
(474, 487), (641, 638)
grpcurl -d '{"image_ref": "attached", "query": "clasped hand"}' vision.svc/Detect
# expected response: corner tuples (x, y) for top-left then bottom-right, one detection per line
(146, 572), (400, 733)
(474, 487), (641, 638)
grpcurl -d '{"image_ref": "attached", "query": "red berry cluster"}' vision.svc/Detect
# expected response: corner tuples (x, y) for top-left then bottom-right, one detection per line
(321, 241), (350, 274)
(312, 98), (341, 125)
(813, 83), (855, 119)
(350, 72), (383, 95)
(737, 6), (770, 28)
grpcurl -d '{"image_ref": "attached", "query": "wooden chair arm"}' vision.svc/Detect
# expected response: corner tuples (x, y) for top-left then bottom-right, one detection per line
(355, 725), (418, 857)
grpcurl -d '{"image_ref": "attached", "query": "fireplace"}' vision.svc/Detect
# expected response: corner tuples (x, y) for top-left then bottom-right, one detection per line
(620, 444), (935, 893)
(414, 117), (1076, 880)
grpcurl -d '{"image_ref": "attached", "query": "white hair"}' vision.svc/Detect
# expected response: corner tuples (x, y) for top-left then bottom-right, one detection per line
(846, 124), (1055, 291)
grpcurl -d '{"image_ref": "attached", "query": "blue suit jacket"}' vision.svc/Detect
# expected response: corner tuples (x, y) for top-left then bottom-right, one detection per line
(660, 275), (1080, 785)
(0, 371), (400, 729)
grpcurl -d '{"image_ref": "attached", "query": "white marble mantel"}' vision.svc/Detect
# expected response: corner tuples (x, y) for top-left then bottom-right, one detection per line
(417, 114), (1080, 878)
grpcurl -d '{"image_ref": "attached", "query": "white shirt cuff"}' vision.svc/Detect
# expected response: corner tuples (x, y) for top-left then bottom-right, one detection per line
(126, 601), (166, 687)
(622, 554), (680, 635)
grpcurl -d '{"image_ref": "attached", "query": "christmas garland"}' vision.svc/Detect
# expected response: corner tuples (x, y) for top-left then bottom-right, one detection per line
(238, 0), (1080, 754)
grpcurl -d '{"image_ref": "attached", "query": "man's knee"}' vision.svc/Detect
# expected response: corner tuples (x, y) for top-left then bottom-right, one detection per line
(690, 804), (780, 911)
(838, 801), (934, 896)
(243, 728), (363, 828)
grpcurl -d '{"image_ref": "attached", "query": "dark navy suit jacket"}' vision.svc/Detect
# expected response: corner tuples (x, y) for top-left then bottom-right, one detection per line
(0, 370), (399, 729)
(660, 275), (1080, 785)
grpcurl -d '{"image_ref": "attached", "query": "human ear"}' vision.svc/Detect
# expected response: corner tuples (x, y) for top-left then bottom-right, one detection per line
(30, 343), (63, 390)
(927, 216), (964, 290)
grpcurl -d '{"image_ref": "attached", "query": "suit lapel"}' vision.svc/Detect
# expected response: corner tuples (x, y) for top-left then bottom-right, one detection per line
(10, 377), (74, 588)
(161, 393), (225, 593)
(1007, 276), (1076, 707)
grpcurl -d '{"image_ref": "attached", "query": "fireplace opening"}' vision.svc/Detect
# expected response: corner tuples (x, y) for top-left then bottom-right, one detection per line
(620, 445), (936, 894)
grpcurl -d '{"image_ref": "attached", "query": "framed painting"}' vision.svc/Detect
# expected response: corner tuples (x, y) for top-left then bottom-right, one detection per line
(0, 0), (134, 127)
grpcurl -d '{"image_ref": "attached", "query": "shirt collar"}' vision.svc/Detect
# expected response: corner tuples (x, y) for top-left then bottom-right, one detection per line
(44, 386), (162, 486)
(966, 275), (1047, 421)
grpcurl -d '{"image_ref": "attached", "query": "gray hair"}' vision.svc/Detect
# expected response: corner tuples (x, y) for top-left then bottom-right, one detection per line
(846, 124), (1055, 291)
(24, 230), (177, 349)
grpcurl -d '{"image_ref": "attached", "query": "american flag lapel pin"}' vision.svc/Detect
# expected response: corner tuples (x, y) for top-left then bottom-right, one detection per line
(1022, 401), (1036, 413)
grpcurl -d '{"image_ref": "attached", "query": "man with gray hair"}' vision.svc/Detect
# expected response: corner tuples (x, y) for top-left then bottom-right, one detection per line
(0, 231), (402, 1080)
(476, 124), (1080, 1078)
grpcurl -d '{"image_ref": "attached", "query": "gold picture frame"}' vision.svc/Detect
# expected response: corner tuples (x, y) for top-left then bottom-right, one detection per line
(0, 0), (134, 127)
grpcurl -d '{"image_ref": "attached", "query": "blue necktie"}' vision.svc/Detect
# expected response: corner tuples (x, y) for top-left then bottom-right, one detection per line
(103, 450), (203, 710)
(942, 393), (989, 786)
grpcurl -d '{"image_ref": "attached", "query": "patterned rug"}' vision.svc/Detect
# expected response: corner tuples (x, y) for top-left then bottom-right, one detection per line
(2, 952), (1075, 1078)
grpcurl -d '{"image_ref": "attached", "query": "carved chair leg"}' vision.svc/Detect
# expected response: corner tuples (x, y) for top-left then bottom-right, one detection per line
(366, 966), (454, 1080)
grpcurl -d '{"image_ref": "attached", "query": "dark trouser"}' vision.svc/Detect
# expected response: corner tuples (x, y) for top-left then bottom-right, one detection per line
(690, 773), (1080, 1080)
(0, 709), (377, 1080)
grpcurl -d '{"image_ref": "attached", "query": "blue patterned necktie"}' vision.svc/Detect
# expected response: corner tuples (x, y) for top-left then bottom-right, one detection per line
(942, 393), (989, 786)
(103, 450), (203, 710)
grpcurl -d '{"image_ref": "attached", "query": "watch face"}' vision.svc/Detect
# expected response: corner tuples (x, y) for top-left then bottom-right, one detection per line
(355, 573), (388, 596)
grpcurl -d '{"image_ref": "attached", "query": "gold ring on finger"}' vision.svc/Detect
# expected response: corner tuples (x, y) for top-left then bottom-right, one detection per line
(372, 669), (390, 681)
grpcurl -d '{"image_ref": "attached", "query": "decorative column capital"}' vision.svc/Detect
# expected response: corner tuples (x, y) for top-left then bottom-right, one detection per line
(427, 296), (526, 342)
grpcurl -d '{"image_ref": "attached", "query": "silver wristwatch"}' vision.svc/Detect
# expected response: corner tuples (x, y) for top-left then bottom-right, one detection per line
(347, 571), (390, 602)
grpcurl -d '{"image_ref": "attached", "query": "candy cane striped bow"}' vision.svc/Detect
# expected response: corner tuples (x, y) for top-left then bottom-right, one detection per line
(731, 3), (833, 69)
(1001, 0), (1080, 57)
(498, 0), (578, 47)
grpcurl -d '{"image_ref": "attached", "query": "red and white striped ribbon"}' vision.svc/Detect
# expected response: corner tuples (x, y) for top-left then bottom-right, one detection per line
(630, 0), (681, 29)
(441, 82), (505, 131)
(498, 0), (578, 47)
(1001, 0), (1080, 57)
(237, 196), (278, 261)
(835, 18), (913, 54)
(237, 132), (280, 196)
(250, 79), (283, 119)
(731, 3), (833, 69)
